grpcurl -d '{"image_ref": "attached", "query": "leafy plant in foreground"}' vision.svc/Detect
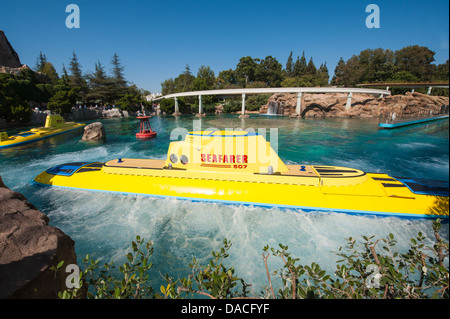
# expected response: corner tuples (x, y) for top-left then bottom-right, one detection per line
(58, 235), (154, 299)
(161, 238), (251, 299)
(57, 220), (448, 299)
(263, 218), (449, 299)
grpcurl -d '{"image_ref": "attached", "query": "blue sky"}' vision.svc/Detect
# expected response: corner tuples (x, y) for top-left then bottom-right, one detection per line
(1, 0), (448, 94)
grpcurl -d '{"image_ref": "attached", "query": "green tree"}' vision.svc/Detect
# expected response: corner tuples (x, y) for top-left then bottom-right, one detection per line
(47, 88), (78, 115)
(68, 51), (88, 101)
(236, 56), (258, 86)
(110, 53), (127, 101)
(305, 57), (317, 76)
(111, 53), (127, 88)
(0, 84), (31, 123)
(395, 45), (435, 81)
(285, 51), (293, 77)
(58, 64), (71, 86)
(357, 48), (395, 83)
(293, 51), (307, 77)
(34, 51), (48, 73)
(118, 85), (147, 112)
(86, 61), (116, 104)
(41, 62), (59, 84)
(217, 69), (238, 88)
(331, 57), (346, 86)
(161, 78), (175, 95)
(0, 72), (36, 122)
(315, 63), (329, 86)
(174, 65), (196, 92)
(68, 51), (84, 87)
(34, 52), (59, 84)
(191, 65), (216, 91)
(255, 56), (284, 87)
(432, 60), (449, 82)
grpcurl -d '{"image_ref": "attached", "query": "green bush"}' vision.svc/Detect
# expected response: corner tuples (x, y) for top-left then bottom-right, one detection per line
(222, 99), (241, 113)
(47, 89), (78, 115)
(56, 219), (448, 299)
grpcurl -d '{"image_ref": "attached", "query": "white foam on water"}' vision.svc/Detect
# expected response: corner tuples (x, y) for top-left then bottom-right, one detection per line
(395, 142), (437, 150)
(34, 186), (447, 296)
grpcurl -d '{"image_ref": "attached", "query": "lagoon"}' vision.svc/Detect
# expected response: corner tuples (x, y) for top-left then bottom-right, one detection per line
(0, 114), (448, 296)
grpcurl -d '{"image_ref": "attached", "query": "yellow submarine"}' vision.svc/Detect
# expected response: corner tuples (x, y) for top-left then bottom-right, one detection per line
(0, 114), (85, 149)
(33, 130), (449, 219)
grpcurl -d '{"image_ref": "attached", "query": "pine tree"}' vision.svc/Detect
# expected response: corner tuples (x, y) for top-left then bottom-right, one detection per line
(69, 52), (84, 86)
(183, 64), (192, 76)
(285, 51), (293, 77)
(111, 53), (126, 88)
(299, 51), (307, 75)
(68, 51), (87, 101)
(331, 57), (347, 86)
(34, 51), (47, 73)
(87, 61), (115, 104)
(41, 62), (59, 83)
(34, 51), (59, 83)
(293, 56), (301, 77)
(319, 62), (329, 75)
(110, 53), (127, 101)
(293, 52), (307, 77)
(305, 57), (316, 75)
(59, 64), (70, 86)
(315, 62), (330, 86)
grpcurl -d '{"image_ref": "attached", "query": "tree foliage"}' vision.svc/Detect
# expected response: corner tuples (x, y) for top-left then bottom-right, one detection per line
(331, 45), (448, 93)
(47, 88), (79, 115)
(0, 51), (151, 122)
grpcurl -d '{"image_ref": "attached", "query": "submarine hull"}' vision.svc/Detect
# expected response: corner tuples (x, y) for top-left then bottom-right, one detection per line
(33, 160), (449, 219)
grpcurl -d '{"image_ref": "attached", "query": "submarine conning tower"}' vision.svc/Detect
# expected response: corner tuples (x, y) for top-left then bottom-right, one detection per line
(164, 130), (289, 174)
(44, 114), (65, 128)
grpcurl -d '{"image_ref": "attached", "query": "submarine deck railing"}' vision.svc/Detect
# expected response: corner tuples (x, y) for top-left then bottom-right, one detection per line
(151, 87), (391, 117)
(379, 105), (449, 128)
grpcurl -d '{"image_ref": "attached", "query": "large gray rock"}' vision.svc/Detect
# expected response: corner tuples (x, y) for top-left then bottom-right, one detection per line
(82, 122), (106, 141)
(0, 177), (79, 298)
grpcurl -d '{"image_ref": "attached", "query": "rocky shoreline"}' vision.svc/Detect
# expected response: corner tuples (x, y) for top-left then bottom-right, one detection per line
(0, 106), (143, 129)
(2, 92), (448, 129)
(30, 107), (138, 125)
(0, 177), (80, 298)
(260, 91), (449, 119)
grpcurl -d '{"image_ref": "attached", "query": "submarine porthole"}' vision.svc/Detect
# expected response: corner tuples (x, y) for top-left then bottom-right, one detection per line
(170, 154), (178, 163)
(180, 155), (189, 165)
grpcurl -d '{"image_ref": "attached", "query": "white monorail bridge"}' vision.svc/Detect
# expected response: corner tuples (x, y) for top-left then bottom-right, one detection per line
(153, 87), (392, 116)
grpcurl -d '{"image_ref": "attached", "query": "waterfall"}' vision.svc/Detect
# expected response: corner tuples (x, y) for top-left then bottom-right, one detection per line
(267, 101), (278, 115)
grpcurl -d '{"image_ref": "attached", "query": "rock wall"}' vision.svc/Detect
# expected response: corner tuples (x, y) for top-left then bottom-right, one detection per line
(0, 177), (80, 298)
(28, 107), (133, 126)
(260, 92), (449, 118)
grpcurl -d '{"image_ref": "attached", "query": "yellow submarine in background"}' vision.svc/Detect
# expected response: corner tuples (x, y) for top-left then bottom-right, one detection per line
(33, 130), (449, 219)
(0, 114), (85, 149)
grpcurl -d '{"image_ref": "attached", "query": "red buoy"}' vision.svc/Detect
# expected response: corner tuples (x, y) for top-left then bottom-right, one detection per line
(136, 116), (157, 139)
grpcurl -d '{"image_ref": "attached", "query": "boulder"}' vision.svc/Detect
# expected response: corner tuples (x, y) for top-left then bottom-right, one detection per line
(0, 177), (79, 298)
(102, 108), (123, 118)
(82, 122), (106, 141)
(215, 104), (224, 114)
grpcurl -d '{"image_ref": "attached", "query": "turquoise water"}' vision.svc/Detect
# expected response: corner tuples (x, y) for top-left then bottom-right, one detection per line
(1, 114), (448, 296)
